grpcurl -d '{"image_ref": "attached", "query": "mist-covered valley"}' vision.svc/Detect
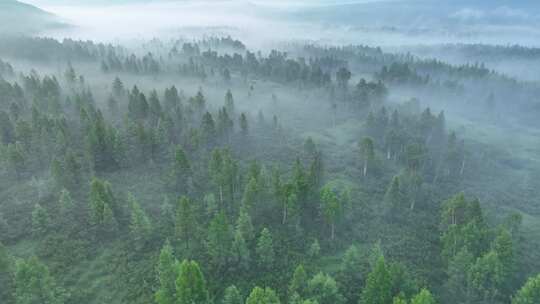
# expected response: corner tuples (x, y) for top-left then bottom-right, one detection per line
(0, 1), (540, 304)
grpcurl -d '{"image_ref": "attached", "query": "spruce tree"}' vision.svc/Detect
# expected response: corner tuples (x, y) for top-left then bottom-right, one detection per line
(361, 256), (392, 304)
(176, 260), (209, 304)
(155, 241), (178, 304)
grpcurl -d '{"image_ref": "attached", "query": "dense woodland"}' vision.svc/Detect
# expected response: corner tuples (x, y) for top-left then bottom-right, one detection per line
(0, 35), (539, 304)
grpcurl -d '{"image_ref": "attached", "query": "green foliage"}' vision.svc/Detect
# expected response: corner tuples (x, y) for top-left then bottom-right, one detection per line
(361, 256), (392, 304)
(512, 273), (540, 304)
(337, 245), (366, 304)
(31, 203), (50, 237)
(89, 178), (118, 233)
(256, 228), (275, 269)
(443, 248), (473, 302)
(0, 242), (14, 304)
(176, 196), (197, 250)
(206, 212), (233, 269)
(176, 260), (209, 304)
(410, 289), (436, 304)
(289, 265), (308, 299)
(320, 183), (341, 240)
(14, 257), (64, 304)
(236, 208), (255, 242)
(468, 251), (504, 302)
(307, 272), (344, 304)
(231, 227), (250, 271)
(168, 146), (192, 195)
(128, 193), (152, 244)
(246, 286), (280, 304)
(440, 193), (488, 262)
(222, 285), (243, 304)
(155, 241), (178, 304)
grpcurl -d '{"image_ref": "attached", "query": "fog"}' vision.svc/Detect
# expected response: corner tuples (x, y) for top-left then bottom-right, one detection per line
(1, 1), (540, 304)
(21, 0), (540, 48)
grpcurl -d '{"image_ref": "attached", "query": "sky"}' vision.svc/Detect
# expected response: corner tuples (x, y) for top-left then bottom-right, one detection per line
(19, 0), (540, 48)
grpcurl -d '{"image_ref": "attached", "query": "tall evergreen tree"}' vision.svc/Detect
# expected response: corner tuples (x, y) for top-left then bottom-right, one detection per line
(410, 289), (436, 304)
(361, 256), (392, 304)
(222, 285), (243, 304)
(14, 257), (64, 304)
(176, 260), (209, 304)
(512, 273), (540, 304)
(246, 286), (280, 304)
(256, 228), (275, 269)
(176, 196), (197, 251)
(155, 241), (178, 304)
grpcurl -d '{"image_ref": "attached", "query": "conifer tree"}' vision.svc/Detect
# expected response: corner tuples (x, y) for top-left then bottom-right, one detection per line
(176, 260), (209, 304)
(14, 257), (64, 304)
(128, 193), (152, 245)
(223, 285), (243, 304)
(246, 286), (280, 304)
(155, 241), (178, 304)
(359, 137), (375, 177)
(307, 272), (344, 304)
(207, 212), (233, 269)
(289, 264), (308, 300)
(512, 273), (540, 304)
(320, 184), (341, 240)
(256, 228), (275, 269)
(410, 289), (436, 304)
(176, 196), (196, 250)
(31, 203), (50, 237)
(361, 256), (392, 304)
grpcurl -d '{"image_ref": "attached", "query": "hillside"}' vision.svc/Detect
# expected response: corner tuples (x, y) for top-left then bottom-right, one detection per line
(0, 0), (64, 34)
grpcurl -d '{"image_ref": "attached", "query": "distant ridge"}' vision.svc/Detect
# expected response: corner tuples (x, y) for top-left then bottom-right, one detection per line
(0, 0), (66, 35)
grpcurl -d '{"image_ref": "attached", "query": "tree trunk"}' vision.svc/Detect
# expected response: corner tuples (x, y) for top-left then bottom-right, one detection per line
(363, 159), (368, 177)
(282, 205), (287, 225)
(219, 185), (224, 210)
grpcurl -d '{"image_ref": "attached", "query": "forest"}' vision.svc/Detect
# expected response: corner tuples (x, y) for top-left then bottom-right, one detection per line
(1, 1), (540, 304)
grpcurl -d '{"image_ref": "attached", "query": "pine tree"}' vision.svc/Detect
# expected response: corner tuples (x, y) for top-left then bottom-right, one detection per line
(359, 137), (375, 177)
(89, 178), (117, 229)
(176, 260), (209, 304)
(112, 77), (124, 97)
(241, 177), (259, 210)
(307, 272), (344, 304)
(246, 286), (280, 304)
(0, 242), (14, 304)
(14, 257), (64, 304)
(231, 228), (250, 271)
(289, 265), (308, 300)
(207, 212), (233, 269)
(256, 228), (275, 269)
(155, 241), (178, 304)
(337, 245), (365, 304)
(201, 112), (216, 143)
(239, 113), (248, 136)
(128, 193), (152, 245)
(468, 251), (504, 303)
(443, 248), (473, 303)
(223, 285), (243, 304)
(225, 90), (235, 115)
(361, 256), (392, 304)
(410, 289), (436, 304)
(168, 146), (192, 195)
(320, 184), (341, 240)
(236, 207), (255, 242)
(31, 203), (50, 237)
(512, 273), (540, 304)
(176, 196), (196, 250)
